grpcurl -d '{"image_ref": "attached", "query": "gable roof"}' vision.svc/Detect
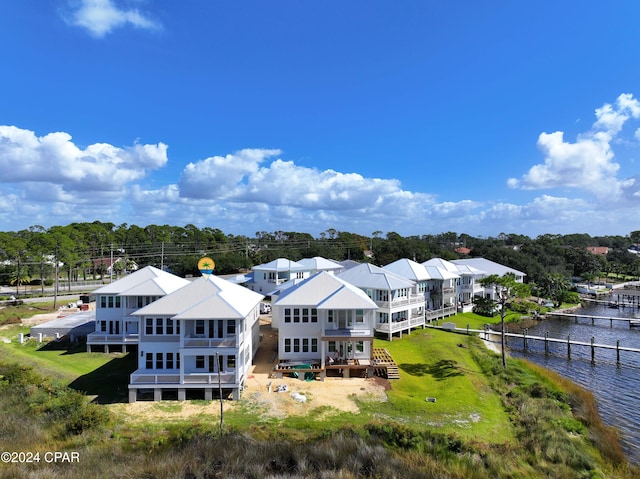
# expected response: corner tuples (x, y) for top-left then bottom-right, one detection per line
(337, 263), (415, 290)
(275, 271), (377, 310)
(383, 258), (431, 281)
(451, 258), (526, 278)
(133, 274), (264, 319)
(252, 258), (307, 272)
(297, 256), (343, 272)
(93, 265), (189, 296)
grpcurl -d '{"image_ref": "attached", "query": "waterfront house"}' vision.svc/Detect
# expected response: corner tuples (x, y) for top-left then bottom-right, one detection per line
(297, 256), (344, 275)
(421, 258), (460, 311)
(452, 258), (526, 300)
(87, 266), (190, 353)
(272, 271), (378, 378)
(128, 274), (264, 402)
(337, 263), (424, 340)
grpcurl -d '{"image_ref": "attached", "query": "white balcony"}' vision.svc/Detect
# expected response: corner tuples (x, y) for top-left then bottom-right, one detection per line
(375, 315), (425, 334)
(87, 332), (139, 344)
(130, 372), (180, 384)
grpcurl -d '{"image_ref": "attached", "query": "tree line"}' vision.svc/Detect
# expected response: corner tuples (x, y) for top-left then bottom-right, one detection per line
(1, 221), (640, 297)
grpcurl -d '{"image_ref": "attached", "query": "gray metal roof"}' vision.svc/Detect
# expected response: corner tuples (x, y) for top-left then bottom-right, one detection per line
(133, 274), (264, 319)
(337, 263), (415, 290)
(275, 271), (377, 310)
(92, 266), (189, 296)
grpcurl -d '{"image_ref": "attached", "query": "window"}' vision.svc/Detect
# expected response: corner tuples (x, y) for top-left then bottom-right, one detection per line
(145, 353), (153, 369)
(293, 338), (300, 353)
(328, 341), (336, 352)
(155, 318), (164, 335)
(100, 296), (106, 308)
(166, 352), (174, 369)
(293, 308), (300, 323)
(356, 341), (364, 353)
(145, 318), (153, 335)
(311, 338), (318, 353)
(227, 320), (236, 335)
(195, 320), (205, 335)
(176, 353), (180, 369)
(302, 308), (309, 323)
(166, 318), (174, 335)
(311, 308), (318, 323)
(302, 338), (309, 352)
(176, 320), (180, 335)
(355, 309), (364, 323)
(156, 353), (163, 369)
(196, 356), (205, 369)
(227, 355), (236, 369)
(328, 310), (334, 323)
(100, 321), (106, 332)
(284, 308), (291, 323)
(115, 296), (121, 308)
(284, 338), (291, 353)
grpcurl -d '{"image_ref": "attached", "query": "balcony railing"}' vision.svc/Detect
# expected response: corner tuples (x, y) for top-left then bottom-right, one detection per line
(87, 333), (139, 344)
(130, 372), (180, 384)
(130, 371), (237, 385)
(375, 315), (425, 333)
(375, 294), (425, 309)
(425, 306), (457, 321)
(322, 328), (372, 338)
(183, 372), (236, 384)
(181, 334), (241, 348)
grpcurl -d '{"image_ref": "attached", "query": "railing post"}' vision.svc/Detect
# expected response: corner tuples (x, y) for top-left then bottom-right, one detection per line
(567, 335), (571, 359)
(591, 336), (595, 363)
(544, 331), (549, 353)
(523, 328), (528, 351)
(616, 339), (620, 365)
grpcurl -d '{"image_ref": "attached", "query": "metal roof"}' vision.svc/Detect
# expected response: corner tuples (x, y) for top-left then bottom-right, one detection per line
(337, 263), (415, 290)
(133, 274), (264, 319)
(92, 265), (190, 296)
(275, 271), (377, 310)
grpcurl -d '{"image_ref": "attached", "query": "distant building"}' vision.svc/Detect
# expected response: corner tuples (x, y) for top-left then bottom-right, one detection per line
(586, 246), (609, 256)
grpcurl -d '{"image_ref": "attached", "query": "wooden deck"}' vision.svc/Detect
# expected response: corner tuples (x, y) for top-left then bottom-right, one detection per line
(270, 349), (400, 380)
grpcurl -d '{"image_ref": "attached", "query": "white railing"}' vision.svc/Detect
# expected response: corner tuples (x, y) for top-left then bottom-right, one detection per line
(183, 372), (236, 384)
(182, 336), (238, 348)
(375, 315), (425, 334)
(322, 328), (372, 337)
(130, 373), (181, 384)
(376, 294), (425, 309)
(87, 333), (139, 343)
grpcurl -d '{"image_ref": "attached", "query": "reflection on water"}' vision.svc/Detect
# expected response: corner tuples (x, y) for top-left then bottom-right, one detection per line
(508, 299), (640, 465)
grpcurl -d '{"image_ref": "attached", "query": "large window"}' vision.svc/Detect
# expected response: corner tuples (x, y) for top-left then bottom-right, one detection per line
(284, 338), (291, 353)
(284, 308), (291, 323)
(155, 318), (164, 335)
(227, 320), (236, 335)
(156, 353), (163, 369)
(195, 320), (205, 336)
(100, 295), (121, 309)
(145, 318), (153, 335)
(196, 356), (205, 369)
(145, 353), (153, 369)
(283, 337), (319, 354)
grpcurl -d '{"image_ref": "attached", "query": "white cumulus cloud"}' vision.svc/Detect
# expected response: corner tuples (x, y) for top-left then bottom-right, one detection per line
(66, 0), (161, 37)
(508, 93), (640, 199)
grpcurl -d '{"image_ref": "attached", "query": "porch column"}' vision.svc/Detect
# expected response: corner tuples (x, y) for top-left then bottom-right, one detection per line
(128, 389), (137, 403)
(178, 389), (186, 401)
(204, 388), (213, 401)
(153, 389), (161, 401)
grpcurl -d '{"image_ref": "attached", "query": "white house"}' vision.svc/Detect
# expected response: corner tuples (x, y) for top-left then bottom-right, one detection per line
(87, 266), (190, 353)
(337, 263), (424, 340)
(421, 258), (461, 310)
(297, 256), (344, 275)
(383, 258), (457, 322)
(452, 258), (526, 301)
(248, 258), (310, 294)
(128, 274), (264, 402)
(273, 271), (378, 378)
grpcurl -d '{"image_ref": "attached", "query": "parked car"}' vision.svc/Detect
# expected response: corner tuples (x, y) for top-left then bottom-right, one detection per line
(260, 302), (272, 314)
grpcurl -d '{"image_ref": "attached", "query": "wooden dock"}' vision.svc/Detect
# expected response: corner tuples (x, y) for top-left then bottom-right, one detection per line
(548, 312), (638, 327)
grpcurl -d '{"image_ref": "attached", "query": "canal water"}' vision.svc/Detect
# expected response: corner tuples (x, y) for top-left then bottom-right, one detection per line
(507, 298), (640, 465)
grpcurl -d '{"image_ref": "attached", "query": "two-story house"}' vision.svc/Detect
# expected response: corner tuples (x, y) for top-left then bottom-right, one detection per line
(337, 263), (424, 341)
(452, 258), (526, 301)
(127, 274), (264, 402)
(272, 271), (378, 378)
(87, 266), (190, 353)
(248, 258), (310, 294)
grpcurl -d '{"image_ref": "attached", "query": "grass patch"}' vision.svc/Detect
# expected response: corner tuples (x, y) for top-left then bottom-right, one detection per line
(370, 329), (515, 443)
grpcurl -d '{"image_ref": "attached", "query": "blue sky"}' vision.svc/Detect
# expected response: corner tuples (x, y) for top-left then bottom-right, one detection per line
(2, 1), (640, 238)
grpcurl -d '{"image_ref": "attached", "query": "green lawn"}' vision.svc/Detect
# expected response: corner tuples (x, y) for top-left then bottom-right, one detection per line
(370, 328), (515, 443)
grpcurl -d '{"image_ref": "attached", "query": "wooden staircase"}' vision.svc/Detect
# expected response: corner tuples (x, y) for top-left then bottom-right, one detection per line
(372, 348), (400, 380)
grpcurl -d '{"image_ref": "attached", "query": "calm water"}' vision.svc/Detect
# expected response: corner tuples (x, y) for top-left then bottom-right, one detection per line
(508, 298), (640, 465)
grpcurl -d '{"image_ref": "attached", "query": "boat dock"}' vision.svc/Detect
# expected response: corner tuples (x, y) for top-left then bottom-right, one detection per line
(548, 312), (639, 327)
